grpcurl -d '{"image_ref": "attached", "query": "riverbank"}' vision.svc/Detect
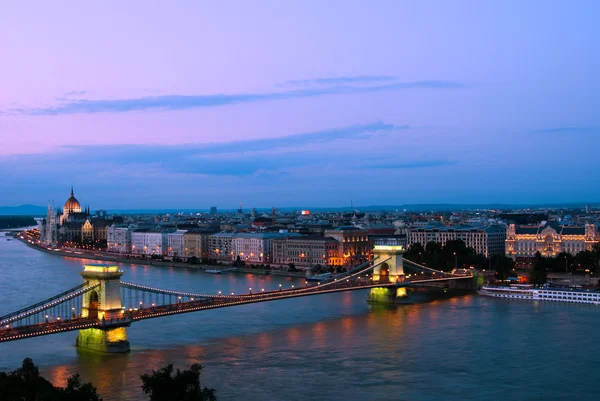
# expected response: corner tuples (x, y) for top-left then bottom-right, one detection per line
(16, 235), (307, 278)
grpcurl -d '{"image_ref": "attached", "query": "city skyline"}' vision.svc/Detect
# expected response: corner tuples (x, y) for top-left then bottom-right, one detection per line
(2, 1), (600, 208)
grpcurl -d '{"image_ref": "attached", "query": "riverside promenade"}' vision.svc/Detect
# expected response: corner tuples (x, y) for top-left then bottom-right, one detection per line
(15, 233), (307, 278)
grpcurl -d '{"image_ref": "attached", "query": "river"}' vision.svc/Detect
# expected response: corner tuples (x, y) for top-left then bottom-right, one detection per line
(0, 237), (597, 400)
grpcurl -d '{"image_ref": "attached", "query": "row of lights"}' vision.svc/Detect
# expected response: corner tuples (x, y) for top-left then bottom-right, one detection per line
(0, 321), (98, 342)
(132, 282), (382, 322)
(120, 281), (220, 299)
(1, 284), (99, 326)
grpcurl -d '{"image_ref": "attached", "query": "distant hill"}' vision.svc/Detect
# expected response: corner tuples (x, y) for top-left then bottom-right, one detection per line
(0, 202), (597, 216)
(0, 204), (47, 216)
(0, 216), (37, 229)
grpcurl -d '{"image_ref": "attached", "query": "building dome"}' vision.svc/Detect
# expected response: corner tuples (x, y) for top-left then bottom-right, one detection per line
(64, 187), (82, 212)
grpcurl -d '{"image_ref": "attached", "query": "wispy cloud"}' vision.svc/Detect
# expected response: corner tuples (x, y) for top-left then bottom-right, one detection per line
(284, 75), (397, 87)
(63, 90), (87, 97)
(6, 80), (463, 116)
(63, 121), (405, 159)
(0, 122), (457, 178)
(532, 127), (597, 134)
(364, 160), (456, 169)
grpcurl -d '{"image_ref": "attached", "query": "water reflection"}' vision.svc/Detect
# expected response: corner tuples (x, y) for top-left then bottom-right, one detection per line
(3, 240), (600, 401)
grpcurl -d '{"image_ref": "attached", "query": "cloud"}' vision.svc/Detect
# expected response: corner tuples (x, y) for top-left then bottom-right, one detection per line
(0, 122), (458, 178)
(63, 90), (87, 97)
(363, 160), (456, 169)
(63, 121), (405, 160)
(532, 127), (597, 134)
(284, 75), (397, 87)
(6, 80), (463, 116)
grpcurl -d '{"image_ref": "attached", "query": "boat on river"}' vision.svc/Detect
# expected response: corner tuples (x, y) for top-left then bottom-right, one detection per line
(479, 284), (600, 305)
(205, 268), (237, 274)
(306, 272), (333, 282)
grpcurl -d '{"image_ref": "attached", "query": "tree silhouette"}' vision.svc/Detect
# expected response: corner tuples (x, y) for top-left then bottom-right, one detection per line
(140, 363), (216, 401)
(0, 358), (100, 401)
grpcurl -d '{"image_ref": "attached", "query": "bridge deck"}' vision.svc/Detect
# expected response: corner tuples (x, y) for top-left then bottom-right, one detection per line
(0, 275), (472, 343)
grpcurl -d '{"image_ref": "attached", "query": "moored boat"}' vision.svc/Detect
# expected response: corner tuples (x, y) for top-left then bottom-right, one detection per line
(479, 284), (600, 305)
(306, 272), (333, 282)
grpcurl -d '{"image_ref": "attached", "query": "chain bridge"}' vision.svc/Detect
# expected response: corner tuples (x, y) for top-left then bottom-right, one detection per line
(0, 245), (474, 352)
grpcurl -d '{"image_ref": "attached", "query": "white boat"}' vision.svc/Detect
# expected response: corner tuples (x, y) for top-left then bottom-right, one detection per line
(306, 272), (333, 282)
(479, 285), (600, 305)
(205, 267), (237, 274)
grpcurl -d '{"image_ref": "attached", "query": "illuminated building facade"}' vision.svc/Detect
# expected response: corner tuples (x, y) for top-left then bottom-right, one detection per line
(273, 236), (340, 267)
(506, 222), (598, 259)
(324, 227), (372, 267)
(408, 223), (506, 257)
(107, 225), (132, 253)
(40, 187), (97, 246)
(184, 229), (216, 258)
(231, 233), (284, 263)
(167, 230), (187, 257)
(131, 229), (169, 255)
(208, 231), (237, 260)
(184, 231), (202, 258)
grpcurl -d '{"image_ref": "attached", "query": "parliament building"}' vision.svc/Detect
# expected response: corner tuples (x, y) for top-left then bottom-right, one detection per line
(41, 187), (108, 246)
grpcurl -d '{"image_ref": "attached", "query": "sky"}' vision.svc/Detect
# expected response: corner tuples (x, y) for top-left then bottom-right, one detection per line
(1, 1), (599, 209)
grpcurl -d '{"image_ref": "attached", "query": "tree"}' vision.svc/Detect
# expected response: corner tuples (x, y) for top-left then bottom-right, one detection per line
(0, 358), (99, 401)
(140, 363), (216, 401)
(591, 243), (600, 270)
(492, 256), (514, 280)
(529, 252), (548, 284)
(574, 251), (596, 272)
(59, 373), (101, 401)
(425, 241), (442, 254)
(405, 243), (425, 263)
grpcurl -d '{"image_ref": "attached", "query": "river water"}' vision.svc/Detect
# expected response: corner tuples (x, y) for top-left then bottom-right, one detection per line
(0, 237), (598, 401)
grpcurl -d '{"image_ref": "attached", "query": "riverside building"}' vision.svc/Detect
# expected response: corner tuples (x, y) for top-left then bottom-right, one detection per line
(505, 222), (598, 259)
(408, 223), (506, 257)
(324, 227), (371, 267)
(231, 232), (284, 263)
(40, 187), (100, 246)
(273, 235), (340, 268)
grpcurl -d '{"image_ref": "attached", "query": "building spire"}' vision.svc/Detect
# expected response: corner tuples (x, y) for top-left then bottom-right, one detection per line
(71, 185), (74, 197)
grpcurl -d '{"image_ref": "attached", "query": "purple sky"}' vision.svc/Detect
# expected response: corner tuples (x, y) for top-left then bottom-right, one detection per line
(1, 1), (599, 209)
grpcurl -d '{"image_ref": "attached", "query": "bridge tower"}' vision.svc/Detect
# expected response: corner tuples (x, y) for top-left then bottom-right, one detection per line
(76, 264), (130, 353)
(368, 245), (408, 304)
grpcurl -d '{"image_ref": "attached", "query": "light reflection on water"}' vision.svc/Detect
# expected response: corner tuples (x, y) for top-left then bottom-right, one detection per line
(1, 239), (599, 401)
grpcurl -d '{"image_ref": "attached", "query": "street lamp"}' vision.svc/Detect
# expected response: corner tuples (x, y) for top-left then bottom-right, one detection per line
(453, 252), (457, 269)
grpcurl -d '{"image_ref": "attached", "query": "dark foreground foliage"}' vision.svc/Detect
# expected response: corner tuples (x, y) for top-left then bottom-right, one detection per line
(0, 358), (218, 401)
(141, 363), (217, 401)
(0, 358), (100, 401)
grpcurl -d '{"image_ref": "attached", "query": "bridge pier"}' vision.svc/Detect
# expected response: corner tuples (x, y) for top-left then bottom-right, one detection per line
(368, 245), (408, 304)
(371, 245), (405, 283)
(76, 327), (130, 353)
(76, 265), (130, 353)
(367, 287), (408, 304)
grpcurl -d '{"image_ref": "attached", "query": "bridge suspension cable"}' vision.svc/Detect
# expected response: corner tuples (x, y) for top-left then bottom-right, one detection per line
(0, 283), (99, 326)
(120, 282), (233, 300)
(403, 258), (468, 276)
(0, 283), (100, 328)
